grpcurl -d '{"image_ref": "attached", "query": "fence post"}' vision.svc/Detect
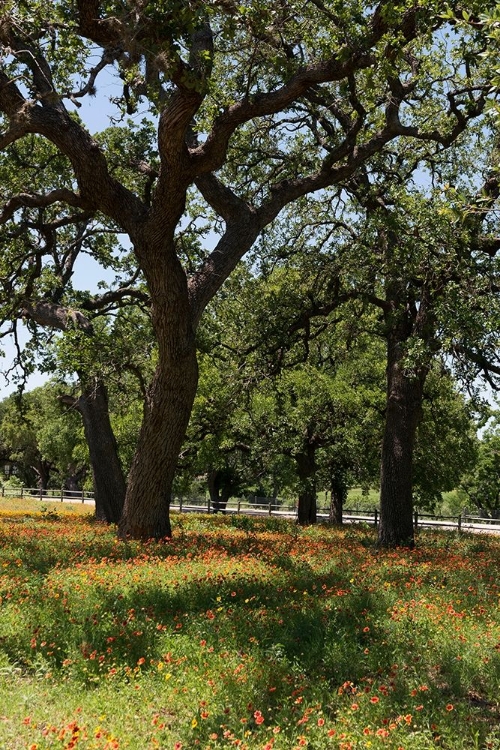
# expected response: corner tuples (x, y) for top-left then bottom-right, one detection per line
(457, 514), (462, 532)
(269, 501), (272, 516)
(21, 486), (24, 499)
(237, 498), (241, 515)
(179, 496), (183, 513)
(414, 510), (418, 529)
(61, 489), (64, 503)
(374, 508), (378, 527)
(207, 496), (211, 514)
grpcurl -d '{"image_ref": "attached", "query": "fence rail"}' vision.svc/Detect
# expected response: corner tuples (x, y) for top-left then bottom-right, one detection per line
(1, 487), (500, 533)
(169, 498), (500, 533)
(0, 486), (94, 504)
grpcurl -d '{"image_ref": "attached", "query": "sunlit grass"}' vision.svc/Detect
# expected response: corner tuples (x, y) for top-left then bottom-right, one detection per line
(0, 495), (93, 516)
(0, 508), (498, 749)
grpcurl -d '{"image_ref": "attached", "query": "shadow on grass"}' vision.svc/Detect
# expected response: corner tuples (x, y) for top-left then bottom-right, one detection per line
(1, 514), (500, 732)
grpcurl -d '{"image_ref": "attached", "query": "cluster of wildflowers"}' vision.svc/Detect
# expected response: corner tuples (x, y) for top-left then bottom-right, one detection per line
(0, 509), (499, 748)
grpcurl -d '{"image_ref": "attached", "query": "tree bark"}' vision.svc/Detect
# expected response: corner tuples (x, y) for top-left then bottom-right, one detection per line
(118, 345), (198, 538)
(207, 469), (223, 513)
(378, 331), (426, 548)
(68, 380), (126, 523)
(295, 445), (317, 525)
(118, 244), (199, 540)
(35, 460), (52, 493)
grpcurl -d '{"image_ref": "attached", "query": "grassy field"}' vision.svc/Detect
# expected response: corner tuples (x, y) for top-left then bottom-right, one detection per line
(0, 500), (499, 749)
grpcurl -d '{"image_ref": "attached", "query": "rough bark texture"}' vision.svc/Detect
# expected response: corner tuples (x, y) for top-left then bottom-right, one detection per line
(69, 381), (126, 523)
(118, 252), (199, 539)
(118, 350), (198, 538)
(378, 331), (426, 548)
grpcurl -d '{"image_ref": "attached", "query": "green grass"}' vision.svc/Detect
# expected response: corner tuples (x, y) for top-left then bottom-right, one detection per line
(0, 501), (499, 749)
(345, 487), (380, 511)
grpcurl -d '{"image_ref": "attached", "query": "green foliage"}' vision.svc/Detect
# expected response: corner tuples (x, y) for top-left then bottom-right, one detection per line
(413, 367), (479, 511)
(460, 420), (500, 517)
(0, 383), (87, 488)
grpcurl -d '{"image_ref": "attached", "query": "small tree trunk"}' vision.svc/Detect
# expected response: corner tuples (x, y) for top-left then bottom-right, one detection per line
(63, 465), (86, 494)
(295, 445), (317, 525)
(378, 333), (426, 548)
(69, 380), (126, 523)
(329, 472), (347, 524)
(35, 460), (51, 494)
(207, 469), (221, 513)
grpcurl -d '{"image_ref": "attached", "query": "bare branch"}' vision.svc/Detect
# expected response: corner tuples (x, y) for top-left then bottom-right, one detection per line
(64, 48), (122, 103)
(81, 285), (150, 312)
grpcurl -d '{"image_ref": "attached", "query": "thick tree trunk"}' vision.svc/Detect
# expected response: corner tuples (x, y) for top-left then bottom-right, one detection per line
(118, 334), (198, 539)
(295, 446), (317, 525)
(378, 333), (426, 548)
(73, 380), (126, 523)
(115, 217), (201, 539)
(297, 489), (317, 524)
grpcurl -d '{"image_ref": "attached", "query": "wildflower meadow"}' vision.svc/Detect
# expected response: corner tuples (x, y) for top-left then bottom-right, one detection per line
(0, 501), (499, 750)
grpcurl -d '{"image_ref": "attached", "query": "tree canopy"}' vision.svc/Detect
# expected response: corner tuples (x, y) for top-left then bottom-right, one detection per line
(1, 0), (499, 542)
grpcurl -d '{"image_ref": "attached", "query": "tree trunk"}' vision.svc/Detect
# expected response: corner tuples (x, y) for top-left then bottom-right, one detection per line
(63, 465), (85, 494)
(118, 332), (198, 539)
(72, 380), (126, 523)
(219, 485), (230, 514)
(35, 460), (51, 493)
(378, 333), (426, 548)
(207, 469), (234, 514)
(295, 445), (317, 525)
(207, 469), (222, 513)
(329, 471), (347, 524)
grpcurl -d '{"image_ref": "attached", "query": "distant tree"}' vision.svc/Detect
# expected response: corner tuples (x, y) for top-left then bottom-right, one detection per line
(182, 268), (386, 522)
(0, 384), (87, 492)
(412, 367), (479, 511)
(248, 126), (500, 545)
(460, 423), (500, 518)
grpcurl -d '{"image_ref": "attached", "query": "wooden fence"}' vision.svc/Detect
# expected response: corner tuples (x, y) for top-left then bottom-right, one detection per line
(0, 486), (94, 504)
(1, 487), (499, 533)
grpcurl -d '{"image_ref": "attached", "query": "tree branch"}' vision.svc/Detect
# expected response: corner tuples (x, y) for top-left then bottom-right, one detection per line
(0, 189), (90, 224)
(20, 301), (93, 334)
